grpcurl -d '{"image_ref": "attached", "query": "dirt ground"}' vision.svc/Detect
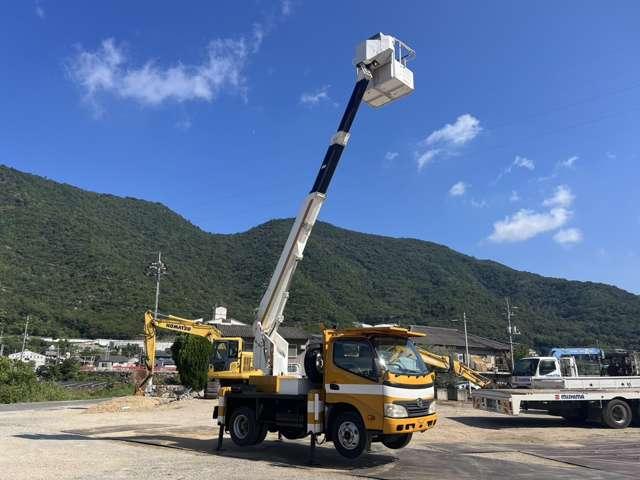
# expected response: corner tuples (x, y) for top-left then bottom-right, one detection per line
(1, 397), (639, 480)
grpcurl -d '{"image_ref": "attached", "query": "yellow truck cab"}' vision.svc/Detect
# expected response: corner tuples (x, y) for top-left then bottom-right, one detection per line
(214, 326), (437, 458)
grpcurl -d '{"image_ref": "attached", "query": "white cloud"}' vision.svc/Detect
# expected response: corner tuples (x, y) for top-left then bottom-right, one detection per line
(559, 155), (578, 168)
(513, 155), (535, 170)
(68, 37), (254, 113)
(606, 152), (616, 159)
(300, 85), (332, 106)
(281, 0), (293, 15)
(489, 207), (571, 243)
(543, 185), (575, 208)
(385, 151), (399, 161)
(35, 3), (45, 19)
(416, 114), (481, 171)
(424, 114), (482, 146)
(493, 155), (536, 184)
(449, 181), (467, 197)
(471, 199), (488, 208)
(509, 190), (520, 202)
(416, 149), (441, 171)
(553, 228), (583, 245)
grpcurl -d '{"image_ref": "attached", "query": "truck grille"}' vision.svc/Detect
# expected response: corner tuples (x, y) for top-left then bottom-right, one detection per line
(396, 399), (431, 417)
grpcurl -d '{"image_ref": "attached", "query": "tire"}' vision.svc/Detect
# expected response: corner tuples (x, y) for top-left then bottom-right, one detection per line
(381, 433), (412, 449)
(279, 427), (307, 440)
(252, 423), (268, 445)
(332, 411), (367, 459)
(229, 406), (260, 446)
(304, 346), (324, 384)
(602, 399), (632, 429)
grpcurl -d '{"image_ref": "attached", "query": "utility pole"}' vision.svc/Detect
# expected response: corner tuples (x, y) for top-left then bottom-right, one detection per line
(505, 298), (519, 370)
(452, 312), (472, 396)
(20, 315), (30, 361)
(147, 252), (168, 322)
(0, 323), (5, 357)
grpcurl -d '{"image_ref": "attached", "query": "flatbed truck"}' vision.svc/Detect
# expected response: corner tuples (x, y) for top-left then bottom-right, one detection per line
(473, 355), (640, 428)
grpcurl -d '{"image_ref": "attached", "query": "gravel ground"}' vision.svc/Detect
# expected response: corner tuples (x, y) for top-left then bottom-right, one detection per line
(1, 397), (639, 480)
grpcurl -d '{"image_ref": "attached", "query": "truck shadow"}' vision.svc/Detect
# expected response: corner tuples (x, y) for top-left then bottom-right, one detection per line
(14, 433), (396, 471)
(447, 416), (602, 430)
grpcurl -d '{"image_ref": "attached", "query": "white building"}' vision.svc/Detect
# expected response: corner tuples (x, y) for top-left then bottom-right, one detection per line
(206, 306), (247, 326)
(9, 350), (46, 369)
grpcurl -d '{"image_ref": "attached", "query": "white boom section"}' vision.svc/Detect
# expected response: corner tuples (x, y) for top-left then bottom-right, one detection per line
(252, 33), (415, 377)
(253, 192), (326, 375)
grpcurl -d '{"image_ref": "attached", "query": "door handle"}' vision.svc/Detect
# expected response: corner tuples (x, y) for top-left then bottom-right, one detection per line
(329, 383), (340, 390)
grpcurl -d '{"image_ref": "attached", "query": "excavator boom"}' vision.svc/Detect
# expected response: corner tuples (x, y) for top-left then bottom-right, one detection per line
(418, 347), (491, 388)
(135, 310), (246, 395)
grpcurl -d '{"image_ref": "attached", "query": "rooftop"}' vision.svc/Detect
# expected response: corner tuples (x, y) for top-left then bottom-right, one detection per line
(215, 324), (309, 341)
(409, 325), (510, 352)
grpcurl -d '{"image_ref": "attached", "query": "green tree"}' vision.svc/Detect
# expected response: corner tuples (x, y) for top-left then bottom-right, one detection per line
(170, 335), (212, 391)
(59, 358), (80, 380)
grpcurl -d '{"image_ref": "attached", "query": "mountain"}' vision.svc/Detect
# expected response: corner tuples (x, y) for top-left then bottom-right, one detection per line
(1, 165), (639, 350)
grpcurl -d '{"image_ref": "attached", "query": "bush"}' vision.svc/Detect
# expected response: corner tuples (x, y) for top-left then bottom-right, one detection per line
(170, 335), (212, 391)
(0, 357), (131, 403)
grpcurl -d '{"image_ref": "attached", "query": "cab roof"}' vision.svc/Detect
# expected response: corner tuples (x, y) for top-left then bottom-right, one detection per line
(328, 326), (425, 339)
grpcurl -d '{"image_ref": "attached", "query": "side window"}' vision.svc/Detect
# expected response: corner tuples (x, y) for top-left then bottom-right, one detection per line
(333, 340), (376, 380)
(538, 360), (557, 376)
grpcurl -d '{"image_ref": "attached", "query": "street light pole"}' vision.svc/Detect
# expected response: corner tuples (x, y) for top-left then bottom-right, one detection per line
(20, 315), (29, 361)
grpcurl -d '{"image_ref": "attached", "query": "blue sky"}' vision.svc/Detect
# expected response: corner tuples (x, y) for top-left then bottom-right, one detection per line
(1, 1), (639, 294)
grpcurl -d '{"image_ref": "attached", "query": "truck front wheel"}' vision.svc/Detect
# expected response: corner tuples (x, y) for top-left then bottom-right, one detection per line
(602, 399), (632, 429)
(381, 433), (412, 449)
(229, 406), (260, 446)
(332, 411), (367, 458)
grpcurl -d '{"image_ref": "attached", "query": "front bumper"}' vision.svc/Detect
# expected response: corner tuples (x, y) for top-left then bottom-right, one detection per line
(382, 413), (437, 434)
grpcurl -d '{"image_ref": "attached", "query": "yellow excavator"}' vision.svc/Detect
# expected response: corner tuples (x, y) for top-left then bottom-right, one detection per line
(418, 348), (492, 388)
(135, 310), (257, 395)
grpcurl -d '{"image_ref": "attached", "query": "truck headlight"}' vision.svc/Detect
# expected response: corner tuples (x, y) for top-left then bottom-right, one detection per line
(428, 401), (437, 414)
(384, 403), (408, 418)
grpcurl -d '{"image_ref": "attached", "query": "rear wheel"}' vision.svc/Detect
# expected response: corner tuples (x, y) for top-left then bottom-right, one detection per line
(252, 423), (268, 445)
(332, 411), (367, 459)
(602, 399), (632, 429)
(381, 433), (412, 449)
(229, 406), (260, 446)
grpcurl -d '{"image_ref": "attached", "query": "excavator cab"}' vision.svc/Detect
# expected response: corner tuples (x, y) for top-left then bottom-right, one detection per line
(211, 339), (241, 372)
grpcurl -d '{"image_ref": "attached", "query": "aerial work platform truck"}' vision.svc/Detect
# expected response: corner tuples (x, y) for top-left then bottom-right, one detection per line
(213, 34), (438, 459)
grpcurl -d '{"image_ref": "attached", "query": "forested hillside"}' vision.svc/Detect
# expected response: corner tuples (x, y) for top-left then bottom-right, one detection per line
(1, 165), (639, 350)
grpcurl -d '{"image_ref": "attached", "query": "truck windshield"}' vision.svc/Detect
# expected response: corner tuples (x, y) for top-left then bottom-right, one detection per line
(513, 358), (539, 376)
(373, 337), (429, 375)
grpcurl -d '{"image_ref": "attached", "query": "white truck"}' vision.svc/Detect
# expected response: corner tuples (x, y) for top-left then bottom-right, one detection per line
(472, 356), (640, 428)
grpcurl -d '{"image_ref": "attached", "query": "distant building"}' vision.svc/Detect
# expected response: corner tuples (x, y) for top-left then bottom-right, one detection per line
(95, 355), (137, 371)
(214, 324), (310, 359)
(410, 325), (511, 373)
(9, 350), (46, 369)
(206, 306), (247, 326)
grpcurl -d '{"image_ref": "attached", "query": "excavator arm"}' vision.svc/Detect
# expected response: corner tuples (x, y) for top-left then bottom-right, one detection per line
(418, 347), (492, 388)
(135, 310), (225, 395)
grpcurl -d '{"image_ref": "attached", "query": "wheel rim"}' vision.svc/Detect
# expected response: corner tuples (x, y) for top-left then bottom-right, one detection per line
(337, 421), (360, 450)
(233, 414), (250, 439)
(611, 405), (627, 424)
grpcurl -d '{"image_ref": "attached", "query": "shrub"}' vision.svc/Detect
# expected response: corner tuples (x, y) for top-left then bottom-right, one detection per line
(170, 335), (212, 391)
